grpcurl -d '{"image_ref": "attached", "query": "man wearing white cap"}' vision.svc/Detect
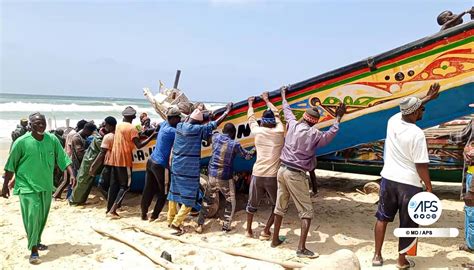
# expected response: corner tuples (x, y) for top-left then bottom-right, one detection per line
(373, 83), (440, 268)
(167, 103), (232, 235)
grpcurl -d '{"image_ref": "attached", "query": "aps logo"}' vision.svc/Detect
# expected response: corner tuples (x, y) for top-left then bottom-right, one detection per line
(408, 192), (442, 226)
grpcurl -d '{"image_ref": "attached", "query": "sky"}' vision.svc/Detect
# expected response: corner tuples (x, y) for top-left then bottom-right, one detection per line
(0, 0), (471, 101)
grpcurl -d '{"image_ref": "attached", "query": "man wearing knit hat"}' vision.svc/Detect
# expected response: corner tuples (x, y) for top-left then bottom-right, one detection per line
(167, 103), (232, 235)
(2, 112), (75, 264)
(372, 83), (440, 268)
(106, 106), (157, 218)
(245, 91), (285, 239)
(141, 107), (181, 221)
(271, 86), (346, 258)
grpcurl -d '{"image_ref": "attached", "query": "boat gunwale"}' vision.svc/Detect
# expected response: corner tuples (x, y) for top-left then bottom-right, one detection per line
(213, 21), (474, 118)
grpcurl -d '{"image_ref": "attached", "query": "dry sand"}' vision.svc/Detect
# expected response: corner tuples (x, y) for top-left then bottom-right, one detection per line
(1, 170), (473, 270)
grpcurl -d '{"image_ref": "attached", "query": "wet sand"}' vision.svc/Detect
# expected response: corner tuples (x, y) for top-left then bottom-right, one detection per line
(1, 170), (473, 269)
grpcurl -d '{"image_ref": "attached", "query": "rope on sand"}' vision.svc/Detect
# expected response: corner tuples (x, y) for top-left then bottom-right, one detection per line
(128, 224), (307, 270)
(92, 226), (181, 270)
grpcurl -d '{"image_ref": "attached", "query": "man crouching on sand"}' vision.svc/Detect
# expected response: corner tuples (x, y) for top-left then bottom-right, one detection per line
(271, 86), (346, 258)
(2, 112), (76, 264)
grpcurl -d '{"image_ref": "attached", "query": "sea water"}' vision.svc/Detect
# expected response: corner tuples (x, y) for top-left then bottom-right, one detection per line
(0, 93), (224, 165)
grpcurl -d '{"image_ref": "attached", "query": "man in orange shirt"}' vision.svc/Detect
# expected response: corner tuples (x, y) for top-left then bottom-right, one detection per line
(106, 106), (156, 218)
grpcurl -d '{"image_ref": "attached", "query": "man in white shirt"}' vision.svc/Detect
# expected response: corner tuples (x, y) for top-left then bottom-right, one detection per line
(372, 83), (440, 269)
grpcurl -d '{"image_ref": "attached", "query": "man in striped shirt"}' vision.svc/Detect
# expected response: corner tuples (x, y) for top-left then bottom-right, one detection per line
(197, 123), (254, 232)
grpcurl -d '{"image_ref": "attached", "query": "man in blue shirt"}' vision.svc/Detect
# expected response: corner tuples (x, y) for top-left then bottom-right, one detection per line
(197, 123), (254, 233)
(140, 108), (181, 221)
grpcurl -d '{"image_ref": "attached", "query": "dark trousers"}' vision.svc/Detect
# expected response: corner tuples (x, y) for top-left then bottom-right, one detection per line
(107, 166), (131, 213)
(141, 159), (169, 219)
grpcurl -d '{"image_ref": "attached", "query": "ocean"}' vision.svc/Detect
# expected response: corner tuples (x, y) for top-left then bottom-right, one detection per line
(0, 92), (224, 156)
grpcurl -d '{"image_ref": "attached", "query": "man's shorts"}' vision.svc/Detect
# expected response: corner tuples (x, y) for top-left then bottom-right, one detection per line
(274, 165), (313, 219)
(375, 178), (422, 223)
(246, 175), (277, 213)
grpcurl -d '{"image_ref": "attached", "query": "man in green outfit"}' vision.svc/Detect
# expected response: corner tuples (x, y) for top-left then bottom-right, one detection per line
(1, 112), (76, 264)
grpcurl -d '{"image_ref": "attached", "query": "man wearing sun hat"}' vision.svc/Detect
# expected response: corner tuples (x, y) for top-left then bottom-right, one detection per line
(372, 83), (441, 268)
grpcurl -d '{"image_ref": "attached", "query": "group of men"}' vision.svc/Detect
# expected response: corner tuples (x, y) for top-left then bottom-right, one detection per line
(2, 83), (473, 267)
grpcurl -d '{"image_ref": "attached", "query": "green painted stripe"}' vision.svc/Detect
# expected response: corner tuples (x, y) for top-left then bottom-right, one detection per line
(226, 36), (473, 121)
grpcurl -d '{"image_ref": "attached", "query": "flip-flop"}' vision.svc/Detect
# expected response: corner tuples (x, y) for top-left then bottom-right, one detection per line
(29, 253), (41, 265)
(396, 258), (415, 269)
(459, 244), (474, 253)
(372, 256), (383, 267)
(259, 231), (271, 241)
(296, 249), (319, 259)
(270, 236), (287, 248)
(37, 243), (48, 251)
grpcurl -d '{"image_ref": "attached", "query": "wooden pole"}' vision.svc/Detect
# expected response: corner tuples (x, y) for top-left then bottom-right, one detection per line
(129, 225), (306, 269)
(92, 226), (181, 270)
(173, 70), (181, 89)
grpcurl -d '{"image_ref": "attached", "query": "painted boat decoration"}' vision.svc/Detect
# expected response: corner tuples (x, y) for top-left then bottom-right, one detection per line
(130, 22), (474, 191)
(317, 117), (473, 182)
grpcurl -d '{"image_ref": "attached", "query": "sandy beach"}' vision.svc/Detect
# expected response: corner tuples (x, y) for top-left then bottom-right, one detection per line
(1, 170), (472, 270)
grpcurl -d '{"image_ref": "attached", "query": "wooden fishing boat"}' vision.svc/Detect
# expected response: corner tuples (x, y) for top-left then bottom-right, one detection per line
(130, 22), (473, 191)
(317, 117), (473, 182)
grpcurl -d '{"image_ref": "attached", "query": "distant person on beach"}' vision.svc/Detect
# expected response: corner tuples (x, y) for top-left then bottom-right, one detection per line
(372, 83), (440, 268)
(245, 91), (284, 240)
(53, 122), (97, 199)
(2, 112), (75, 265)
(197, 123), (255, 233)
(437, 8), (474, 31)
(69, 117), (117, 205)
(11, 118), (29, 142)
(167, 104), (232, 235)
(271, 86), (346, 259)
(106, 106), (156, 219)
(141, 108), (181, 221)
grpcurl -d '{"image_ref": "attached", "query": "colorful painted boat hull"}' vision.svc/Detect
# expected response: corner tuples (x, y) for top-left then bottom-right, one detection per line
(317, 138), (465, 182)
(130, 22), (474, 191)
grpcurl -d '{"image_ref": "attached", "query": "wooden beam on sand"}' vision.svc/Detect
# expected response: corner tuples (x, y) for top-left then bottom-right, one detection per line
(92, 227), (181, 270)
(128, 225), (306, 270)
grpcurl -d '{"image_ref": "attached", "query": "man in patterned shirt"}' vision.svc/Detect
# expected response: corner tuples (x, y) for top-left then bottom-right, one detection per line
(197, 123), (255, 233)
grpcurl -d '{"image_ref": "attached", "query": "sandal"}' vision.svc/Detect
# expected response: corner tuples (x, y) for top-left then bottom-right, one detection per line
(170, 224), (185, 236)
(29, 253), (42, 265)
(259, 231), (271, 241)
(37, 243), (48, 251)
(372, 255), (383, 267)
(459, 244), (474, 253)
(296, 249), (319, 259)
(397, 258), (415, 269)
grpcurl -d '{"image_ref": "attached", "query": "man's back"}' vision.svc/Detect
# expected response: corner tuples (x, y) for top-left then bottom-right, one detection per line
(381, 112), (429, 187)
(208, 133), (241, 180)
(150, 121), (176, 168)
(108, 122), (138, 168)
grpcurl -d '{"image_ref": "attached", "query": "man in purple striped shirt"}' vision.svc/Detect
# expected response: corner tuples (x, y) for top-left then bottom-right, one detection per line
(271, 86), (346, 258)
(197, 123), (255, 233)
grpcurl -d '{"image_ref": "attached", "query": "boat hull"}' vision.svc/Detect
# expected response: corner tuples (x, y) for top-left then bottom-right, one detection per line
(130, 23), (473, 190)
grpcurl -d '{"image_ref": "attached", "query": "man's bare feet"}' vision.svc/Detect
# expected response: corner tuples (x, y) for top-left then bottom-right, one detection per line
(270, 236), (285, 247)
(245, 231), (254, 238)
(106, 212), (120, 219)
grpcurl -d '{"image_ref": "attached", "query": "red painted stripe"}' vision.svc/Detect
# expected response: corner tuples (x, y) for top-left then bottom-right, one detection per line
(226, 29), (473, 117)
